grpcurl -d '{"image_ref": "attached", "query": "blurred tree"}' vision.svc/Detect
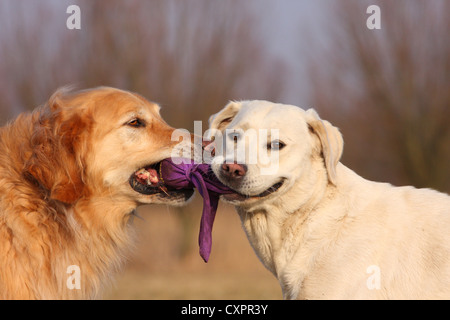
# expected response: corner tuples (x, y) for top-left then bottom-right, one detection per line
(0, 0), (286, 130)
(308, 0), (450, 192)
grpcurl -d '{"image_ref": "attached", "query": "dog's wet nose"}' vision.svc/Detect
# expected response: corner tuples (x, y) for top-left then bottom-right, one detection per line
(221, 163), (247, 178)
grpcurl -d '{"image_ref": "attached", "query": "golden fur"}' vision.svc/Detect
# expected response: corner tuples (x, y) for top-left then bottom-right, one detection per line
(0, 87), (189, 299)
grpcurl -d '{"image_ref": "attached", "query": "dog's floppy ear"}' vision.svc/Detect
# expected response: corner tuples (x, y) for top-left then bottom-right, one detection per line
(306, 109), (344, 185)
(24, 90), (89, 204)
(208, 101), (242, 134)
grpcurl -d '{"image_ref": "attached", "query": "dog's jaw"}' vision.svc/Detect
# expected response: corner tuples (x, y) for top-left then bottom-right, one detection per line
(211, 162), (288, 206)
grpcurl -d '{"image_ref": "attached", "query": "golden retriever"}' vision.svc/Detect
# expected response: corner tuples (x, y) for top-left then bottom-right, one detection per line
(208, 100), (450, 299)
(0, 87), (194, 299)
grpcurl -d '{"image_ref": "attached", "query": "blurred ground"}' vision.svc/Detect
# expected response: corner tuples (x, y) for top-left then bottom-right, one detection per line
(104, 195), (281, 299)
(106, 272), (280, 300)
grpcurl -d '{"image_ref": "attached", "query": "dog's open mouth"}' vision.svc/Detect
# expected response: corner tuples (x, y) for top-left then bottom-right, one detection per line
(222, 180), (285, 201)
(129, 162), (193, 199)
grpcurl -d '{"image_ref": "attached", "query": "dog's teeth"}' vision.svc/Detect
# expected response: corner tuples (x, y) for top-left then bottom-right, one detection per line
(149, 171), (159, 184)
(135, 167), (161, 186)
(159, 186), (170, 196)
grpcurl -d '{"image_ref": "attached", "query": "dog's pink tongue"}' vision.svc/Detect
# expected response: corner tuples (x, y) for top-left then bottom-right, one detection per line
(135, 168), (159, 185)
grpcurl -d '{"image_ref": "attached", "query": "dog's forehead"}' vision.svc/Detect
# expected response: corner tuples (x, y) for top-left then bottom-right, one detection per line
(234, 101), (307, 130)
(84, 89), (159, 120)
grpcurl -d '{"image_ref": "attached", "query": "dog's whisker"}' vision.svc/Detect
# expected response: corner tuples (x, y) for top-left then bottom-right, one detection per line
(130, 209), (145, 221)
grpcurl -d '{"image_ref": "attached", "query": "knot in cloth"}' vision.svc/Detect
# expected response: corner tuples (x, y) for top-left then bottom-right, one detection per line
(159, 158), (235, 262)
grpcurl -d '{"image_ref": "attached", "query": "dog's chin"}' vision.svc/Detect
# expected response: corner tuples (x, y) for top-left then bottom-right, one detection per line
(221, 179), (286, 204)
(134, 190), (195, 205)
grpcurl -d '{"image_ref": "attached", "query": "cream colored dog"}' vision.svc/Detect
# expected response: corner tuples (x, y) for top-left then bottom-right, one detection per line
(209, 100), (450, 299)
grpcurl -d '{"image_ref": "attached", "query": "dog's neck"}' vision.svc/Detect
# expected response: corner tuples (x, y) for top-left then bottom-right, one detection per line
(61, 196), (137, 298)
(235, 162), (342, 299)
(1, 116), (136, 298)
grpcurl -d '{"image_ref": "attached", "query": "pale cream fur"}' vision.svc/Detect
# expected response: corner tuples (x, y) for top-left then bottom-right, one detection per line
(210, 100), (450, 299)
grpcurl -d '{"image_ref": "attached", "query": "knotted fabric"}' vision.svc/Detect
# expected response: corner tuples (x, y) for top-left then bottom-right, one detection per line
(159, 158), (234, 262)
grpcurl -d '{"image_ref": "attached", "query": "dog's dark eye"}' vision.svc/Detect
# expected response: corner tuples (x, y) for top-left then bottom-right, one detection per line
(228, 133), (240, 143)
(127, 118), (145, 128)
(268, 140), (286, 151)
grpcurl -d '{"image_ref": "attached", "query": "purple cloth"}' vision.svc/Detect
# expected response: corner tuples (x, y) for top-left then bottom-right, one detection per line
(159, 158), (235, 262)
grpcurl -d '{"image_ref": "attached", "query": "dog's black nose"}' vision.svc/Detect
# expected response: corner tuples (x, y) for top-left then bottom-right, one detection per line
(221, 163), (247, 179)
